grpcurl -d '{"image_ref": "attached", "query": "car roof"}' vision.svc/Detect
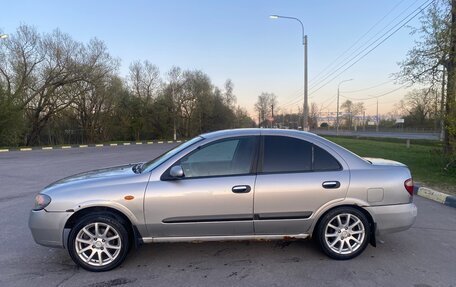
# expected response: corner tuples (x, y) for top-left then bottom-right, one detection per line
(200, 128), (319, 139)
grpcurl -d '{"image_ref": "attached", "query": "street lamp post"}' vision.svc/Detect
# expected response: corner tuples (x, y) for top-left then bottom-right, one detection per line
(270, 15), (308, 131)
(336, 78), (353, 135)
(0, 34), (8, 40)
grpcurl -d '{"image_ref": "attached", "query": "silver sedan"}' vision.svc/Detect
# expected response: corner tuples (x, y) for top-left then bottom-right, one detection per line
(29, 129), (417, 271)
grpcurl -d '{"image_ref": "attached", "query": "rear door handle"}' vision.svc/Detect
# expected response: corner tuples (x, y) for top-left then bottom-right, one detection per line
(232, 185), (251, 193)
(322, 181), (340, 189)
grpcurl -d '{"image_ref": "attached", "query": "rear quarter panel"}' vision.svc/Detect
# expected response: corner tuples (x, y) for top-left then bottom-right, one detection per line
(347, 166), (412, 206)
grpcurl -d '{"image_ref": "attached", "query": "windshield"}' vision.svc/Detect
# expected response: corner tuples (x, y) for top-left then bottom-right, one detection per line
(140, 136), (204, 173)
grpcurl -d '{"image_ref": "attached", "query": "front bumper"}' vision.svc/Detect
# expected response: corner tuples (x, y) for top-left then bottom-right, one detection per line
(366, 203), (417, 235)
(28, 209), (72, 248)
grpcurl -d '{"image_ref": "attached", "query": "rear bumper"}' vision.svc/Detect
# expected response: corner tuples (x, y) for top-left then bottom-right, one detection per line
(28, 209), (72, 248)
(366, 203), (417, 235)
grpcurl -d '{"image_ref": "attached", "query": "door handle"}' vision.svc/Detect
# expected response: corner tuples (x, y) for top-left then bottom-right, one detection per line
(322, 181), (340, 189)
(232, 185), (251, 193)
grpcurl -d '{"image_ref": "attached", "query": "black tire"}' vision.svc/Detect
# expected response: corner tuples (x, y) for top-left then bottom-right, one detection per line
(316, 206), (370, 260)
(67, 212), (130, 272)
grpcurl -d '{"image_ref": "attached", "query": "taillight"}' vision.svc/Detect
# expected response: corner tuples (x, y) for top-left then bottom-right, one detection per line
(404, 178), (414, 196)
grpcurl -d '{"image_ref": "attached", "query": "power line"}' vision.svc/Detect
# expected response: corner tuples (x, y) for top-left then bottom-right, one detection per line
(320, 96), (338, 111)
(278, 81), (407, 111)
(309, 0), (411, 85)
(340, 85), (408, 101)
(276, 0), (425, 110)
(341, 79), (395, 93)
(277, 87), (305, 107)
(307, 0), (434, 97)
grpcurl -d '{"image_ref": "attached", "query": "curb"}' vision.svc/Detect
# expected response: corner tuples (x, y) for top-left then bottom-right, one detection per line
(415, 186), (456, 208)
(0, 140), (183, 153)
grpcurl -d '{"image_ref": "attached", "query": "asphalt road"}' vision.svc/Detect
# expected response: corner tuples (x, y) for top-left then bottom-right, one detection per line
(0, 144), (455, 287)
(313, 130), (440, 140)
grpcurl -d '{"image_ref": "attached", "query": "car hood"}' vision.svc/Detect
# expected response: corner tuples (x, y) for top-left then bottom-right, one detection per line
(363, 157), (406, 167)
(44, 164), (138, 190)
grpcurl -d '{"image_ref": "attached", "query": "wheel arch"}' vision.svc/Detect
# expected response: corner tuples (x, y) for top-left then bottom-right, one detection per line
(310, 204), (377, 247)
(63, 206), (143, 249)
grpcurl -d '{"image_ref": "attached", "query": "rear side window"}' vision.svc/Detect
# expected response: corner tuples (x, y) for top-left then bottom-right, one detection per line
(263, 136), (312, 173)
(262, 136), (341, 173)
(313, 145), (341, 171)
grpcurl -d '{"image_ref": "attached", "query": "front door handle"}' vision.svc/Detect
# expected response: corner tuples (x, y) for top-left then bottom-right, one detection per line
(232, 185), (251, 193)
(322, 181), (340, 189)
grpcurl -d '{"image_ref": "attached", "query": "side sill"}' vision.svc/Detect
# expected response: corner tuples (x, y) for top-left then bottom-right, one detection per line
(141, 234), (309, 243)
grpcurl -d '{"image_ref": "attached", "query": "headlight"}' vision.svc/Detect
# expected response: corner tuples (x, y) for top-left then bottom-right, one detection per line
(33, 194), (51, 211)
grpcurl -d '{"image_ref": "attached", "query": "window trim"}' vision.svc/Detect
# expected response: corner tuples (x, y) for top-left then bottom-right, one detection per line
(258, 135), (342, 175)
(160, 135), (260, 181)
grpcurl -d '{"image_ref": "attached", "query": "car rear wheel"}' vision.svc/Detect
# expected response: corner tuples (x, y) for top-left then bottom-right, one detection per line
(67, 213), (130, 272)
(316, 207), (370, 260)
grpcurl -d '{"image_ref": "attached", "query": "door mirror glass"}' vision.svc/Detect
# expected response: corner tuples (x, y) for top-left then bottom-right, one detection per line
(169, 165), (184, 178)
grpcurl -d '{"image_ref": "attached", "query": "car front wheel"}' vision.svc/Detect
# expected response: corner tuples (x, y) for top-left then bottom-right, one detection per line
(67, 213), (130, 271)
(316, 207), (370, 260)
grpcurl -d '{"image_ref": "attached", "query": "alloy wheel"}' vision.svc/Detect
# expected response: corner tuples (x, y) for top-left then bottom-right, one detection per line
(74, 222), (122, 267)
(324, 213), (365, 255)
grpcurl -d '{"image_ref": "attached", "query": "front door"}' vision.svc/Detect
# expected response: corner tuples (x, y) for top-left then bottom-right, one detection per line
(144, 136), (259, 237)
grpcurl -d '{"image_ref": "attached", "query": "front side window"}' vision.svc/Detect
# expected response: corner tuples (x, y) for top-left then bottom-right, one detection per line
(178, 137), (257, 178)
(262, 136), (341, 173)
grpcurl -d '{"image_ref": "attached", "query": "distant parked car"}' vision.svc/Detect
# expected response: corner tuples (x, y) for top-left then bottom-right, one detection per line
(29, 129), (417, 271)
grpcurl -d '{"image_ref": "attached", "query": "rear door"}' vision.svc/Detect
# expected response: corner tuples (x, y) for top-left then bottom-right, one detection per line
(253, 135), (350, 235)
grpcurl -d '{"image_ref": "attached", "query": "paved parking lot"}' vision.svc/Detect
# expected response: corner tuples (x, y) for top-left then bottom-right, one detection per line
(0, 144), (455, 287)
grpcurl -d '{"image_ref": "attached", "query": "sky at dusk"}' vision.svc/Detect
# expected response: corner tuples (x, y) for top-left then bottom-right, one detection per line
(0, 0), (425, 117)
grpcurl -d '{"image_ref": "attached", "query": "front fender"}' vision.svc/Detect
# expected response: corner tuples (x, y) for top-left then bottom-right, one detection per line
(69, 200), (143, 226)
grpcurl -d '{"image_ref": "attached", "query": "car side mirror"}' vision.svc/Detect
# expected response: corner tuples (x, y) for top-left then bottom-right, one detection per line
(169, 165), (184, 178)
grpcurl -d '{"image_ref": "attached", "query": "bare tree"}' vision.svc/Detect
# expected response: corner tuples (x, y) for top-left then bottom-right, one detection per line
(254, 92), (277, 127)
(0, 25), (114, 145)
(70, 39), (120, 143)
(128, 60), (161, 101)
(223, 79), (236, 109)
(181, 70), (212, 136)
(340, 100), (365, 129)
(167, 66), (185, 140)
(399, 89), (439, 126)
(309, 102), (320, 129)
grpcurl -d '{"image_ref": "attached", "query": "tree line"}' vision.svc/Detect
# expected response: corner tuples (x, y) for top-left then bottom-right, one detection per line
(0, 25), (255, 147)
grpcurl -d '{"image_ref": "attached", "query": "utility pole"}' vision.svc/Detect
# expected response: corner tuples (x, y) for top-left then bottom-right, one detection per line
(303, 34), (308, 131)
(376, 98), (379, 132)
(363, 111), (366, 132)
